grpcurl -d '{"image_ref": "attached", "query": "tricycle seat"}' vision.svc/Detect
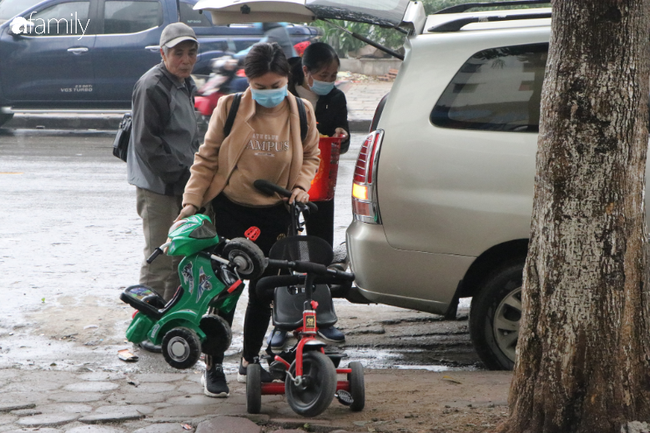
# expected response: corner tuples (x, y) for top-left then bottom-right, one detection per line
(272, 284), (337, 330)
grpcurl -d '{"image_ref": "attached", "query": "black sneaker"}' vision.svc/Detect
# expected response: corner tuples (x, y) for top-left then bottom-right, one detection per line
(237, 359), (273, 383)
(201, 364), (229, 398)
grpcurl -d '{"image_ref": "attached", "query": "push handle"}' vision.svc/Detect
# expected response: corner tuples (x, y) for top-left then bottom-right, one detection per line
(253, 179), (318, 213)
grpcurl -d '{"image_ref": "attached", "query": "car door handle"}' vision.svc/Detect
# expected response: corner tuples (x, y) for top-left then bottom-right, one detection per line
(67, 47), (89, 54)
(145, 45), (160, 52)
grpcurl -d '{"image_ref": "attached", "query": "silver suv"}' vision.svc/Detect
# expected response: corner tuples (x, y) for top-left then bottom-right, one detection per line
(346, 4), (554, 370)
(198, 0), (552, 370)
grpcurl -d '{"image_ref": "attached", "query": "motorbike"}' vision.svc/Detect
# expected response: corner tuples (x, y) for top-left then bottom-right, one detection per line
(195, 39), (314, 119)
(120, 214), (266, 369)
(245, 180), (365, 417)
(194, 56), (240, 118)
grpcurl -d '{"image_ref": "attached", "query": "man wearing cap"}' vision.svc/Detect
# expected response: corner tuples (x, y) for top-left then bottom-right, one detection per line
(127, 22), (200, 321)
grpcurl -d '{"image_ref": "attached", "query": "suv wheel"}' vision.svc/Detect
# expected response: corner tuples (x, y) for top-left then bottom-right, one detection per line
(469, 261), (524, 370)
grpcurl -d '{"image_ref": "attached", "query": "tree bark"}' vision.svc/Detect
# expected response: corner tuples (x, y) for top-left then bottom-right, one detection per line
(499, 1), (650, 432)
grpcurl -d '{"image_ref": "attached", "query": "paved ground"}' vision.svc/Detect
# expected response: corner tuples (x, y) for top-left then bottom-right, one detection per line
(0, 366), (512, 433)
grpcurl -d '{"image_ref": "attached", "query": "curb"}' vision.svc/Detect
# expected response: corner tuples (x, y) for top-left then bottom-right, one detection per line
(5, 114), (372, 133)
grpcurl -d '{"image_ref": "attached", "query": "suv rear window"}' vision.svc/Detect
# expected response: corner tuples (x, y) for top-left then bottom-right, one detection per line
(431, 43), (548, 133)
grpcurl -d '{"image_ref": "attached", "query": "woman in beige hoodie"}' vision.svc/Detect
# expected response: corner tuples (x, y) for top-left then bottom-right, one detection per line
(176, 42), (320, 398)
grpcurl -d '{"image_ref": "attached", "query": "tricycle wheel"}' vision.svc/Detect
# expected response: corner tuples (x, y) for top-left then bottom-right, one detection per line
(285, 351), (337, 417)
(222, 238), (266, 280)
(161, 327), (201, 369)
(246, 363), (262, 414)
(348, 361), (365, 412)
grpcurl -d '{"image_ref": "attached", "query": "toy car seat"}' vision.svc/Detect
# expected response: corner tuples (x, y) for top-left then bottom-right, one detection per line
(120, 285), (184, 320)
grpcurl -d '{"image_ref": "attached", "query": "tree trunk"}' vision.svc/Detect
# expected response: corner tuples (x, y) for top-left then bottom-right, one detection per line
(499, 1), (650, 432)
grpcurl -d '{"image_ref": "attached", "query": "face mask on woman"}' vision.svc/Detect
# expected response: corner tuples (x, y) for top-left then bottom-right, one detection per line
(251, 85), (288, 108)
(310, 79), (335, 96)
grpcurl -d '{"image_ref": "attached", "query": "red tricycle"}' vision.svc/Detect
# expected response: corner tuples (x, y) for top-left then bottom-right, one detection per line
(247, 180), (365, 417)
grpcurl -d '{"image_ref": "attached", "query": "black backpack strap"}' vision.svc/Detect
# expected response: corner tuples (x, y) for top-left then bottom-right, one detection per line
(295, 96), (307, 142)
(223, 92), (242, 137)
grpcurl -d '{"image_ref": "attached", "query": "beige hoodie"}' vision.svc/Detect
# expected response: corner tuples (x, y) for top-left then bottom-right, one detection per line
(183, 89), (320, 208)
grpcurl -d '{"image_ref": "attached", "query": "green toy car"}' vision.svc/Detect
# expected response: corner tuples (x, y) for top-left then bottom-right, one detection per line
(120, 214), (266, 369)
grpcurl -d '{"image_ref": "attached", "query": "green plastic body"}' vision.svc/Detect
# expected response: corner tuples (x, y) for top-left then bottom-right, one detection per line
(123, 214), (243, 346)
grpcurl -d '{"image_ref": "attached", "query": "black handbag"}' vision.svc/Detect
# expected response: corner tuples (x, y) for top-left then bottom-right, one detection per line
(112, 112), (132, 162)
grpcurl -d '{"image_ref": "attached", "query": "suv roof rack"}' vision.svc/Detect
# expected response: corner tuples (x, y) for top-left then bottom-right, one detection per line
(428, 10), (551, 32)
(435, 0), (550, 14)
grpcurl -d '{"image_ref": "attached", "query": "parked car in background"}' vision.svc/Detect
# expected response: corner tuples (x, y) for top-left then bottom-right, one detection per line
(0, 0), (319, 127)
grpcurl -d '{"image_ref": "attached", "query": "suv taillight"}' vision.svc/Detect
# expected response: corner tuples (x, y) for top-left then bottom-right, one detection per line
(352, 130), (383, 224)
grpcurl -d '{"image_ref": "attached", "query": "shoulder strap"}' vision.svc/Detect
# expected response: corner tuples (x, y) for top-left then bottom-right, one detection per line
(224, 92), (306, 141)
(295, 96), (307, 142)
(223, 92), (242, 137)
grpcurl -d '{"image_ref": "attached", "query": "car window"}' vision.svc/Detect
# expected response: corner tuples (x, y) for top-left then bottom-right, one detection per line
(103, 0), (162, 34)
(431, 43), (548, 133)
(178, 0), (211, 27)
(19, 1), (90, 36)
(0, 0), (42, 23)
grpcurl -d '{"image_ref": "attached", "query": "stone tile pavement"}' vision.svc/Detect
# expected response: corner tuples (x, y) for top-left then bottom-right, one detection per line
(0, 366), (512, 433)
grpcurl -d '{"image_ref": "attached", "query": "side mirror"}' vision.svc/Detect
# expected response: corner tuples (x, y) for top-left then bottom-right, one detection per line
(7, 17), (34, 36)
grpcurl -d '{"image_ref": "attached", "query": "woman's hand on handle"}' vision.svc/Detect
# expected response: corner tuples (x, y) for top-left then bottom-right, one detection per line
(289, 187), (310, 204)
(175, 203), (198, 222)
(334, 127), (348, 141)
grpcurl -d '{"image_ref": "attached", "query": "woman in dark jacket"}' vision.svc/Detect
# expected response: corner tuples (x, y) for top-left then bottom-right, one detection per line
(289, 42), (350, 246)
(284, 42), (349, 344)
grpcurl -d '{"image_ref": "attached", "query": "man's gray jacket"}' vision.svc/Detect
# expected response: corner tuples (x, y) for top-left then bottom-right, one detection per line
(127, 62), (200, 196)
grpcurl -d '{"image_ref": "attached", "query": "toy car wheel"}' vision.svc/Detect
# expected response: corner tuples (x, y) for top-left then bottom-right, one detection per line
(348, 361), (365, 412)
(161, 327), (201, 369)
(246, 363), (262, 414)
(200, 314), (232, 356)
(285, 351), (337, 417)
(222, 238), (266, 280)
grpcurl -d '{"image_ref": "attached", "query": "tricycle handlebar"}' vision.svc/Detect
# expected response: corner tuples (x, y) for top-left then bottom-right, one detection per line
(267, 259), (355, 281)
(253, 179), (318, 213)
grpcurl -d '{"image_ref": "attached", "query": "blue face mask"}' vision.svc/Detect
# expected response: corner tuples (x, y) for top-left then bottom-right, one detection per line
(251, 85), (288, 108)
(310, 79), (335, 96)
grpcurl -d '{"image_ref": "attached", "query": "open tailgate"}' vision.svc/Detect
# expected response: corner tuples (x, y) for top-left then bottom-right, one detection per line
(194, 0), (411, 27)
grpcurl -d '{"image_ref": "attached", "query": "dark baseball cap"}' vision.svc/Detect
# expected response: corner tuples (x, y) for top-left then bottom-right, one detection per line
(160, 22), (198, 48)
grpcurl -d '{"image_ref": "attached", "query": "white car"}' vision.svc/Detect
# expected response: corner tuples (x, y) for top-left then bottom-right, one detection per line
(197, 0), (571, 370)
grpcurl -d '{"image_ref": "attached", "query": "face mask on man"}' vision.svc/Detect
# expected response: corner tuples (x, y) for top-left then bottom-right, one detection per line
(251, 85), (288, 108)
(310, 79), (335, 96)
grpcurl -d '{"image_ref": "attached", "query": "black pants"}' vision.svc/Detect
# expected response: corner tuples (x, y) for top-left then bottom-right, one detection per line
(207, 193), (291, 365)
(305, 199), (334, 247)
